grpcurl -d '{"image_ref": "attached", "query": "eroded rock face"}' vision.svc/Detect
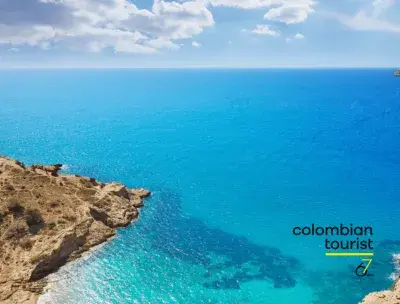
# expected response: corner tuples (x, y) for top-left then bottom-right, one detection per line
(361, 279), (400, 304)
(0, 156), (150, 304)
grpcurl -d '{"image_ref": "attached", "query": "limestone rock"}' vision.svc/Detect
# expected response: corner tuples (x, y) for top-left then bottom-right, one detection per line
(0, 156), (150, 304)
(132, 188), (151, 198)
(361, 278), (400, 304)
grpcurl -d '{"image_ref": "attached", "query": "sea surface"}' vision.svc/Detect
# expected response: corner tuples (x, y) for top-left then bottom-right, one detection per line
(1, 69), (400, 304)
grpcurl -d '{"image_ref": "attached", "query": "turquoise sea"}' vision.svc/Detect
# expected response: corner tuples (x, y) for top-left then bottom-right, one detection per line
(1, 69), (400, 304)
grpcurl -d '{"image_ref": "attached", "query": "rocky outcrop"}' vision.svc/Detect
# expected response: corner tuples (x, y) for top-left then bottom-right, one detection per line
(361, 279), (400, 304)
(0, 156), (150, 304)
(361, 255), (400, 304)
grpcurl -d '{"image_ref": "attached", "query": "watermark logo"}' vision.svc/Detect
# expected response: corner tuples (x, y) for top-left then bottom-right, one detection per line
(356, 259), (373, 277)
(293, 224), (374, 277)
(325, 252), (374, 277)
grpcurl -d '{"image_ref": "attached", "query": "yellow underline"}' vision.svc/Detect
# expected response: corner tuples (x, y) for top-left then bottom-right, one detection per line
(325, 252), (374, 257)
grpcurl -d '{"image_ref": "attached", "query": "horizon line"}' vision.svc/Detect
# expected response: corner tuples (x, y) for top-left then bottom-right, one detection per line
(0, 66), (398, 70)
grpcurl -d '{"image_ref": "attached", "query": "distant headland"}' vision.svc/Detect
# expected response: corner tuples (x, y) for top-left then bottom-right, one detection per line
(0, 156), (150, 304)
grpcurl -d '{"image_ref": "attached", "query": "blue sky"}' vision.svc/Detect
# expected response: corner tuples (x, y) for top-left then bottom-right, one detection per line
(0, 0), (399, 68)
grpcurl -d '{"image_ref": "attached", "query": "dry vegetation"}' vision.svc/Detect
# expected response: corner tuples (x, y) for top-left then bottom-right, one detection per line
(0, 156), (150, 304)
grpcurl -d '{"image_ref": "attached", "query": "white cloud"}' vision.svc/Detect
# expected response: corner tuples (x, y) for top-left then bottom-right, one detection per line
(0, 0), (214, 53)
(372, 0), (395, 16)
(328, 0), (400, 34)
(0, 0), (320, 55)
(294, 33), (305, 39)
(286, 32), (305, 42)
(8, 47), (20, 52)
(331, 9), (400, 33)
(114, 41), (158, 54)
(264, 0), (315, 24)
(0, 24), (62, 48)
(252, 24), (280, 37)
(192, 41), (202, 47)
(205, 0), (316, 24)
(146, 38), (180, 50)
(204, 0), (272, 9)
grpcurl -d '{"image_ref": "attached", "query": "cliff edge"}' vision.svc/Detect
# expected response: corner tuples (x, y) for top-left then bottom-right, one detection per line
(0, 156), (150, 304)
(361, 279), (400, 304)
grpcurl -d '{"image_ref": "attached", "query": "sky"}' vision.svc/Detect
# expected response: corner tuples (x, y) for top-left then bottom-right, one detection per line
(0, 0), (399, 68)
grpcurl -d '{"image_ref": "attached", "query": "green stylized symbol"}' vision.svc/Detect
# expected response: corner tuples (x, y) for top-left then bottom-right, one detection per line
(325, 253), (374, 277)
(356, 259), (373, 277)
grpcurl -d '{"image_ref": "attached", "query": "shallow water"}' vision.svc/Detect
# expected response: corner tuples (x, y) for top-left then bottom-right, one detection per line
(1, 69), (400, 303)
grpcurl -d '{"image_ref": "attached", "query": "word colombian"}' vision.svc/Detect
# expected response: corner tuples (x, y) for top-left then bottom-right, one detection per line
(292, 224), (374, 250)
(292, 224), (373, 236)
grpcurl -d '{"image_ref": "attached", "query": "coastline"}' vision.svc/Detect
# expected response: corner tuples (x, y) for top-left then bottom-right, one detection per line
(0, 156), (397, 304)
(360, 254), (400, 304)
(0, 156), (150, 303)
(361, 279), (400, 304)
(37, 239), (112, 304)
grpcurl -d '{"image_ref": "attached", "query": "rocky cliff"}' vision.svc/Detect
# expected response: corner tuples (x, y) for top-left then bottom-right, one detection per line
(361, 279), (400, 304)
(361, 254), (400, 304)
(0, 156), (150, 304)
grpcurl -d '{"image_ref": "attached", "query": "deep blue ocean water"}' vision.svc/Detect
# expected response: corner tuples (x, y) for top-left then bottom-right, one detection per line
(1, 69), (400, 304)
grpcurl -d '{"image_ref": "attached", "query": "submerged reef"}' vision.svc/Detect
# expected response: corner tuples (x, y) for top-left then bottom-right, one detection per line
(0, 156), (150, 304)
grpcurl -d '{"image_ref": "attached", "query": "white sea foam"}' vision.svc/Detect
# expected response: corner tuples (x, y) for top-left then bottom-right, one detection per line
(388, 253), (400, 281)
(61, 164), (70, 171)
(392, 253), (400, 262)
(37, 291), (52, 304)
(37, 240), (111, 303)
(392, 253), (400, 269)
(389, 273), (398, 281)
